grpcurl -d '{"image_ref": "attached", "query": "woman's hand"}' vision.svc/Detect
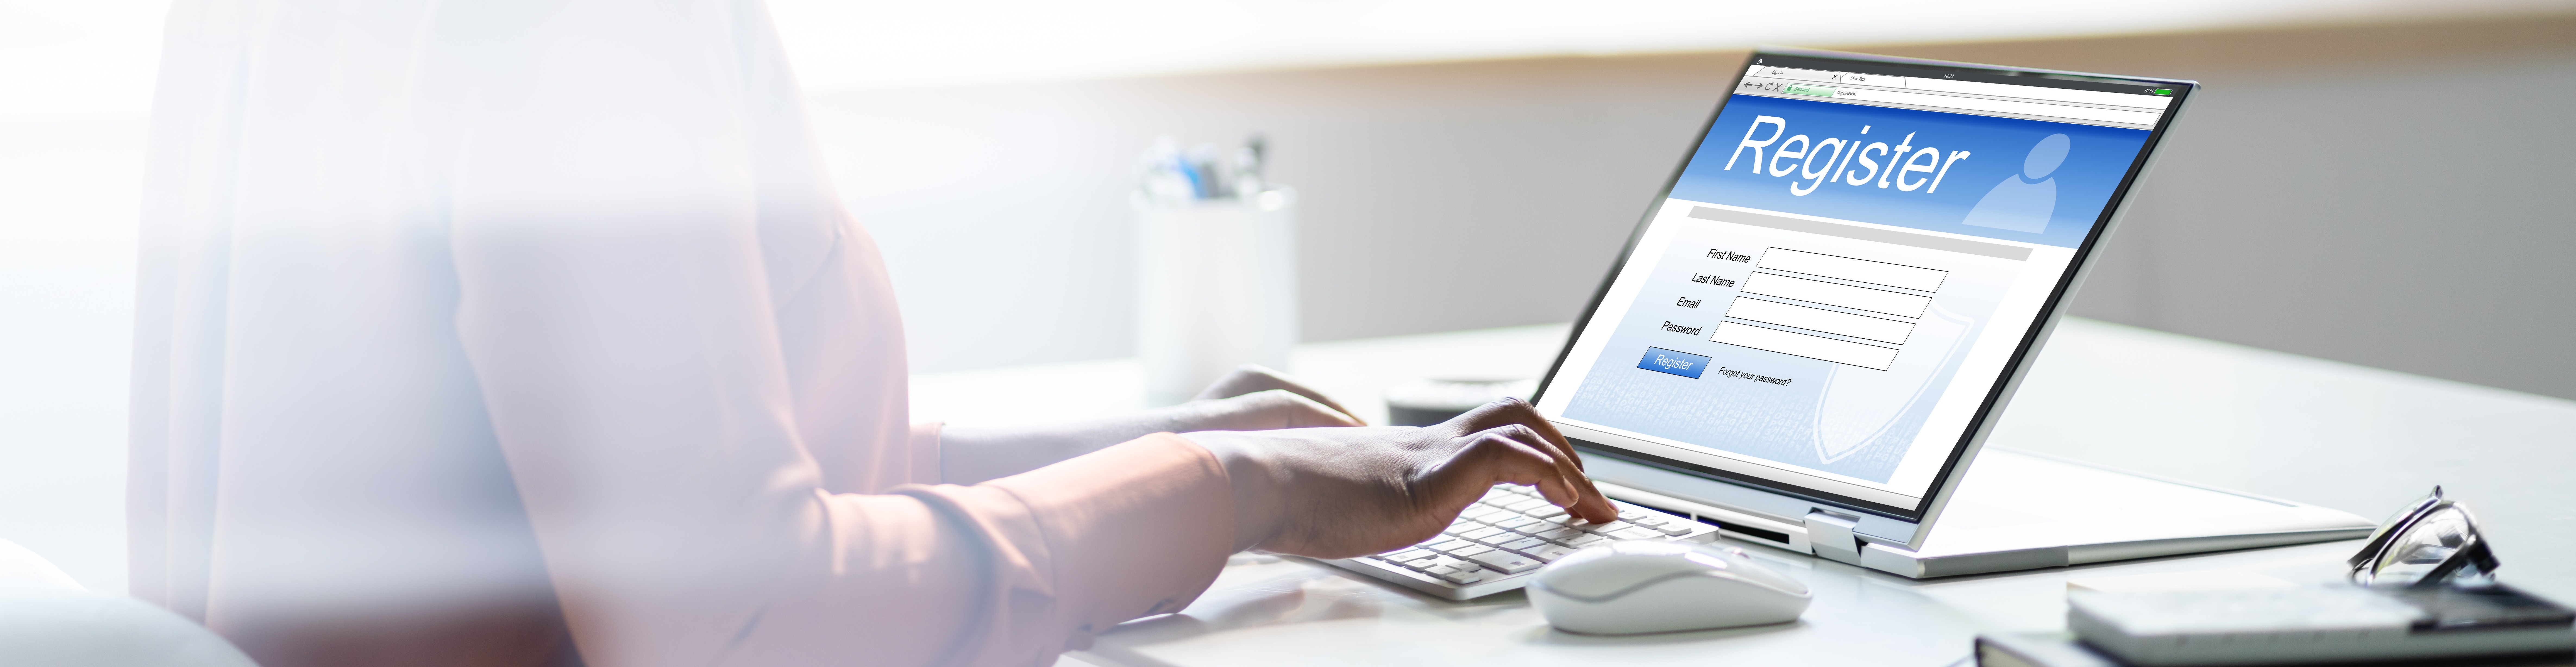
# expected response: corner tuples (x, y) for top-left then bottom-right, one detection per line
(938, 366), (1361, 484)
(1187, 398), (1616, 557)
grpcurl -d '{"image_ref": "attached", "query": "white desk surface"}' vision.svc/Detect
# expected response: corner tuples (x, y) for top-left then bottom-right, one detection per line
(911, 317), (2576, 667)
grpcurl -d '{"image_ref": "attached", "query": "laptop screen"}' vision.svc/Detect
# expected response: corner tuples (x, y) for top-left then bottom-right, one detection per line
(1534, 52), (2189, 519)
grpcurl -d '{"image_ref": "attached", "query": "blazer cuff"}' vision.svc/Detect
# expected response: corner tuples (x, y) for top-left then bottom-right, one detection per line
(980, 432), (1232, 652)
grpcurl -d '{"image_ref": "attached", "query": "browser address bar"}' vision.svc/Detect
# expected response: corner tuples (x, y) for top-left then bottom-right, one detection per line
(1754, 66), (2171, 110)
(1745, 78), (2161, 126)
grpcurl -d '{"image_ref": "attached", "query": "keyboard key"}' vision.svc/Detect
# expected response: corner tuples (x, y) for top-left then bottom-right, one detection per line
(1616, 508), (1647, 521)
(1480, 488), (1516, 502)
(1427, 539), (1474, 552)
(1526, 544), (1579, 562)
(1509, 522), (1558, 536)
(1501, 498), (1549, 513)
(1447, 544), (1493, 558)
(1610, 527), (1665, 541)
(1423, 564), (1458, 577)
(1555, 533), (1607, 548)
(1457, 526), (1505, 541)
(1628, 515), (1668, 527)
(1472, 532), (1520, 546)
(1438, 568), (1486, 584)
(1653, 523), (1696, 536)
(1429, 556), (1468, 571)
(1467, 551), (1541, 574)
(1525, 505), (1567, 519)
(1533, 527), (1584, 541)
(1386, 549), (1433, 562)
(1402, 556), (1443, 570)
(1578, 520), (1636, 535)
(1491, 516), (1539, 530)
(1462, 507), (1505, 522)
(1500, 537), (1548, 553)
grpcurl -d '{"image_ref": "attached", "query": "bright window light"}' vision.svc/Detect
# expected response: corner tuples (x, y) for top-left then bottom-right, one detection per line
(4, 0), (2561, 119)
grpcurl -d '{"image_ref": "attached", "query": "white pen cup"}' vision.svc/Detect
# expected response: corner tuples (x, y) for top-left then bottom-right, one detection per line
(1133, 188), (1299, 406)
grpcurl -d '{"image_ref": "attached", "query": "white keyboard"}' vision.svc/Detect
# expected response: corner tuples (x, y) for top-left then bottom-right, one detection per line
(1317, 483), (1720, 600)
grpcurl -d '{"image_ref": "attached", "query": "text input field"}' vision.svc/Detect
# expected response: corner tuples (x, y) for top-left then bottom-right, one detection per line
(1727, 297), (1915, 345)
(1711, 322), (1898, 371)
(1741, 272), (1931, 319)
(1758, 248), (1945, 292)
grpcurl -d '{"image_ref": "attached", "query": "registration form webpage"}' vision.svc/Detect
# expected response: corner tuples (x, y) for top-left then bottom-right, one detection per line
(1537, 61), (2173, 510)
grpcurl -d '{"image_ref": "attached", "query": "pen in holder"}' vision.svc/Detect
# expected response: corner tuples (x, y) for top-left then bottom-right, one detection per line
(1133, 135), (1298, 406)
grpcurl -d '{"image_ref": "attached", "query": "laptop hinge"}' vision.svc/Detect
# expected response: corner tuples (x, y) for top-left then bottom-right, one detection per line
(1804, 510), (1866, 565)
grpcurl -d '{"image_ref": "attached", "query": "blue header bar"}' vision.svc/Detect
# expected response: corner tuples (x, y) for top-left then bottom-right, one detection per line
(1670, 95), (2154, 248)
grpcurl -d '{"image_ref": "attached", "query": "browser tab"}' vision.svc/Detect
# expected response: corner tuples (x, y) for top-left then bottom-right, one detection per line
(1838, 71), (1904, 88)
(1754, 66), (1842, 83)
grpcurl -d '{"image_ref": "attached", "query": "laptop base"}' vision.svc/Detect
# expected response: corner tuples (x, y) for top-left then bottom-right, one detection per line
(1595, 448), (2375, 579)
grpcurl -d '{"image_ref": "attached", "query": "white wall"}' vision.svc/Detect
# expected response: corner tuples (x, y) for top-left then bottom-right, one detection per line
(0, 118), (146, 592)
(816, 32), (2576, 404)
(2070, 55), (2576, 400)
(807, 60), (1724, 376)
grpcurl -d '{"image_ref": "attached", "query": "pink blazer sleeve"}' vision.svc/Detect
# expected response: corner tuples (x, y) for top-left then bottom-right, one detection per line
(127, 1), (1239, 665)
(444, 85), (1237, 666)
(738, 434), (1233, 667)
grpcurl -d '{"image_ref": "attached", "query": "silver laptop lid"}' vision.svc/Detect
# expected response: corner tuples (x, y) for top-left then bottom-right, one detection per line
(1531, 48), (2196, 551)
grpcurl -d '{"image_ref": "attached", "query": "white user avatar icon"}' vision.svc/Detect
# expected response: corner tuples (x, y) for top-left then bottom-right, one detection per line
(1962, 133), (2069, 234)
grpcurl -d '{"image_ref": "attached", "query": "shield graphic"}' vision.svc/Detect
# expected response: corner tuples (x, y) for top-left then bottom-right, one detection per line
(1811, 302), (1976, 463)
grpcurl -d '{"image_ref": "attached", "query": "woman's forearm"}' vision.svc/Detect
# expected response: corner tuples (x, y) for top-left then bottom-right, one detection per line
(937, 405), (1215, 484)
(936, 389), (1363, 485)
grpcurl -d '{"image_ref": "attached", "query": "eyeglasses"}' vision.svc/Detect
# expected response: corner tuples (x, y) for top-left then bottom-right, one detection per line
(2348, 486), (2499, 587)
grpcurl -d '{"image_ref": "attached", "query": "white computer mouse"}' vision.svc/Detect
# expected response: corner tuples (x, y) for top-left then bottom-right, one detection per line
(1527, 540), (1811, 635)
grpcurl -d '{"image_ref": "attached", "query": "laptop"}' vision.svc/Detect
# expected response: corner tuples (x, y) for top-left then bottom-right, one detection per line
(1529, 47), (2376, 578)
(1322, 48), (2374, 597)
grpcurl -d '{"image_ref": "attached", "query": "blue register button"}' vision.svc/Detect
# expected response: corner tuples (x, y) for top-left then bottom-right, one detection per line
(1636, 347), (1711, 379)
